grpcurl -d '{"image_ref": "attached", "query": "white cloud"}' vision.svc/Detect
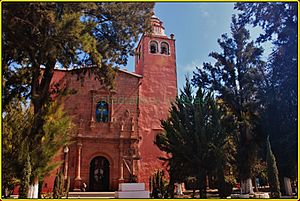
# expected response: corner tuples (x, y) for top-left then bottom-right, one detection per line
(199, 7), (210, 18)
(200, 10), (209, 17)
(179, 59), (202, 74)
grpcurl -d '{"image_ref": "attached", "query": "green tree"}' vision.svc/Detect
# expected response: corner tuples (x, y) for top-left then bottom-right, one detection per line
(149, 170), (169, 198)
(155, 79), (196, 198)
(266, 136), (281, 198)
(3, 2), (154, 197)
(2, 100), (74, 198)
(235, 2), (297, 183)
(192, 16), (265, 193)
(3, 2), (154, 108)
(155, 78), (234, 198)
(19, 154), (32, 198)
(29, 101), (74, 198)
(2, 102), (34, 197)
(53, 171), (70, 198)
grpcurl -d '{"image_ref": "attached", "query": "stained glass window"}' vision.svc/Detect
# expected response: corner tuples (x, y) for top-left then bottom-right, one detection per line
(96, 101), (109, 123)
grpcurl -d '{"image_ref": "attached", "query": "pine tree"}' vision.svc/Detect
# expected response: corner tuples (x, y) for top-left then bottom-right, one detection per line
(155, 78), (234, 198)
(266, 136), (281, 198)
(192, 15), (265, 193)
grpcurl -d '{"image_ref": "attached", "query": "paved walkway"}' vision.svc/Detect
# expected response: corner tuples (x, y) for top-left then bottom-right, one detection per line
(68, 192), (115, 199)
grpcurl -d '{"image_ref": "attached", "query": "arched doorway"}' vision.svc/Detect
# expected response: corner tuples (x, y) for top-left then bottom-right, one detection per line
(89, 156), (110, 191)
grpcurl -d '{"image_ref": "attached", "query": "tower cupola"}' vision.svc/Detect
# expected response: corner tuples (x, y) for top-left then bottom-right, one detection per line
(150, 14), (166, 36)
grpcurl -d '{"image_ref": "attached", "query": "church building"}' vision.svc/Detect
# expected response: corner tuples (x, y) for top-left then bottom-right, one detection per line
(45, 14), (177, 192)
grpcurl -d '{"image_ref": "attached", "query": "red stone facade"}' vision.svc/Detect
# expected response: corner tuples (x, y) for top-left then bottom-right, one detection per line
(43, 14), (177, 192)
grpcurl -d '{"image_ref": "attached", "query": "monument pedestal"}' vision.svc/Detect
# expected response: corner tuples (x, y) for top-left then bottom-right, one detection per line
(73, 178), (82, 192)
(115, 183), (150, 198)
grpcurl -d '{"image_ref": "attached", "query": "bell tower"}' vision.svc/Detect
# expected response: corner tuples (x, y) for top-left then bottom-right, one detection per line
(135, 13), (177, 185)
(135, 14), (176, 78)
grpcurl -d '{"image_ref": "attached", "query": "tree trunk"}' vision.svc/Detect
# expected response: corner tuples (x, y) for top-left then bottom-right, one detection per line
(28, 178), (39, 198)
(38, 179), (44, 198)
(284, 177), (292, 196)
(19, 179), (30, 198)
(253, 177), (258, 192)
(192, 188), (195, 198)
(33, 180), (39, 198)
(26, 61), (54, 198)
(206, 175), (209, 190)
(218, 168), (226, 198)
(168, 171), (175, 198)
(30, 60), (55, 147)
(241, 178), (253, 194)
(27, 184), (34, 198)
(198, 173), (207, 198)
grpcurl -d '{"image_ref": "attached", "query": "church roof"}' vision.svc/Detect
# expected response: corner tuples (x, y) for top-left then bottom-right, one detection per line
(118, 68), (142, 78)
(50, 66), (143, 78)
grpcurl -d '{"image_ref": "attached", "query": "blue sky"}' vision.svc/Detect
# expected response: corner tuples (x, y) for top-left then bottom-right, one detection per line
(125, 3), (271, 92)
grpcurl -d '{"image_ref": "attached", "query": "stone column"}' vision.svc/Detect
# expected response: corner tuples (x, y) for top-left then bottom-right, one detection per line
(110, 95), (114, 122)
(110, 90), (116, 120)
(63, 146), (69, 179)
(74, 142), (82, 191)
(119, 142), (124, 182)
(110, 95), (115, 130)
(90, 90), (95, 128)
(131, 118), (134, 132)
(132, 142), (140, 180)
(90, 91), (94, 121)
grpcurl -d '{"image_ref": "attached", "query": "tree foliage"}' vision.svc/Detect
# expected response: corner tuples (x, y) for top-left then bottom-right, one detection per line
(31, 102), (74, 183)
(19, 154), (32, 198)
(2, 101), (74, 197)
(192, 16), (265, 182)
(3, 3), (154, 101)
(155, 78), (235, 198)
(3, 2), (153, 136)
(266, 136), (281, 198)
(149, 170), (169, 198)
(235, 2), (297, 179)
(2, 102), (33, 197)
(53, 171), (70, 198)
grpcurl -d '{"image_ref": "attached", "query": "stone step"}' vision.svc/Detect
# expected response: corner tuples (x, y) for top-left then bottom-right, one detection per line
(115, 191), (150, 198)
(119, 183), (145, 191)
(68, 192), (115, 198)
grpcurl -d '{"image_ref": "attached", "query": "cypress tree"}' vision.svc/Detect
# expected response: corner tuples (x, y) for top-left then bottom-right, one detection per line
(19, 153), (31, 198)
(266, 136), (281, 198)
